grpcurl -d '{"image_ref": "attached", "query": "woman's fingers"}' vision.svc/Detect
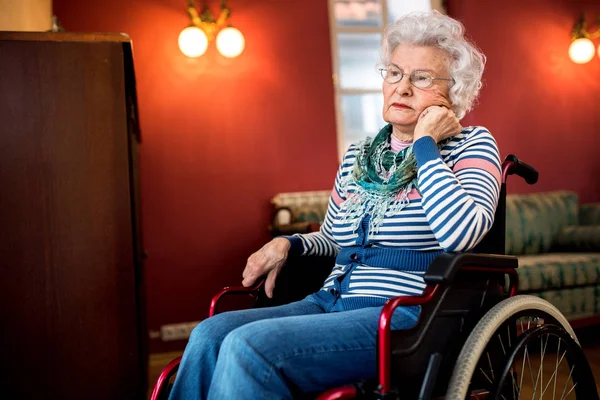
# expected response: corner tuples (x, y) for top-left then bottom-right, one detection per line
(417, 106), (460, 141)
(242, 253), (266, 287)
(241, 238), (291, 288)
(264, 267), (281, 298)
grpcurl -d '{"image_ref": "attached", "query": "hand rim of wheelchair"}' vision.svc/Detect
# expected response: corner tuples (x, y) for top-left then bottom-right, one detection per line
(446, 295), (598, 400)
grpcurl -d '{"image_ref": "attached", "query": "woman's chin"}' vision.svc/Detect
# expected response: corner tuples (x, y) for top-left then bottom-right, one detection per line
(384, 111), (418, 125)
(386, 118), (418, 128)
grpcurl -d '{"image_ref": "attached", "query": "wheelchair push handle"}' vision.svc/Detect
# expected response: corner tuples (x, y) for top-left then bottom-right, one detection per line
(503, 154), (538, 185)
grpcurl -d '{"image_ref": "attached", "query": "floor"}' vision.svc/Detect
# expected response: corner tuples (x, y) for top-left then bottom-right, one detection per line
(148, 326), (600, 398)
(149, 351), (183, 397)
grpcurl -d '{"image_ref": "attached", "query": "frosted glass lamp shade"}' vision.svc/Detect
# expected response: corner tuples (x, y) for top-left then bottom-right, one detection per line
(216, 27), (245, 58)
(178, 26), (209, 58)
(568, 38), (595, 64)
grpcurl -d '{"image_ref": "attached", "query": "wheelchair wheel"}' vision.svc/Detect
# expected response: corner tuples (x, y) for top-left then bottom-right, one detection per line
(446, 295), (598, 400)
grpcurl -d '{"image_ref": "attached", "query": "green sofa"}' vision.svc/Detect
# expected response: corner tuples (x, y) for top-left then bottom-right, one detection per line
(506, 191), (600, 326)
(270, 190), (600, 326)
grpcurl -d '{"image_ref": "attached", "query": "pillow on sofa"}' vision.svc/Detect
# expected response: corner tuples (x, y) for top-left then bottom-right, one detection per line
(505, 191), (578, 255)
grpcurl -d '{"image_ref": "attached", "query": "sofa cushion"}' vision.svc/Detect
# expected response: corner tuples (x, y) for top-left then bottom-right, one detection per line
(517, 253), (600, 292)
(556, 226), (600, 252)
(505, 191), (578, 255)
(579, 203), (600, 226)
(530, 286), (600, 320)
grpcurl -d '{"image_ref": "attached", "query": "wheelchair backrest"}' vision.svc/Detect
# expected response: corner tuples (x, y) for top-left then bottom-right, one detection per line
(387, 155), (539, 396)
(470, 183), (507, 255)
(388, 181), (510, 397)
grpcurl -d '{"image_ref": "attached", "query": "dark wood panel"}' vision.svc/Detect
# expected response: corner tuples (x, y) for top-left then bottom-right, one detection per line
(0, 35), (145, 399)
(0, 31), (130, 42)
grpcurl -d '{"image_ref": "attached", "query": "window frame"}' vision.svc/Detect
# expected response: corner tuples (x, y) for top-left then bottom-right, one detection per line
(327, 0), (446, 159)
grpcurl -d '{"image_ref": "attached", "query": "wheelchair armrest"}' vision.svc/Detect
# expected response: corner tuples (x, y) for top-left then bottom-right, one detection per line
(423, 253), (518, 285)
(210, 254), (336, 315)
(209, 280), (264, 317)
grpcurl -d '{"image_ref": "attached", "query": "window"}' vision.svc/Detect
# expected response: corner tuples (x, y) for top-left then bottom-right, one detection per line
(328, 0), (445, 158)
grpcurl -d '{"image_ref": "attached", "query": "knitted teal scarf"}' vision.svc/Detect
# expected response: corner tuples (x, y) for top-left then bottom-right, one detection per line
(341, 124), (445, 236)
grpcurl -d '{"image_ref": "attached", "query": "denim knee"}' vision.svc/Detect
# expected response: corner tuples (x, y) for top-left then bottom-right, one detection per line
(170, 318), (229, 400)
(217, 325), (278, 388)
(219, 319), (296, 365)
(186, 314), (230, 353)
(219, 325), (254, 358)
(219, 323), (276, 369)
(188, 319), (210, 346)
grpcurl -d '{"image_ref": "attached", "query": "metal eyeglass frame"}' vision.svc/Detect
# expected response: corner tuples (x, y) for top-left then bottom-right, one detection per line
(378, 67), (455, 89)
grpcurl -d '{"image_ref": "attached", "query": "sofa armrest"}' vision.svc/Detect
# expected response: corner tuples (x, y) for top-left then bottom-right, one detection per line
(424, 253), (518, 285)
(270, 221), (321, 236)
(269, 190), (329, 236)
(555, 226), (600, 252)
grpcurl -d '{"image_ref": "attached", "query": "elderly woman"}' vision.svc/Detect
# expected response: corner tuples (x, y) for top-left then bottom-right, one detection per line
(170, 10), (500, 400)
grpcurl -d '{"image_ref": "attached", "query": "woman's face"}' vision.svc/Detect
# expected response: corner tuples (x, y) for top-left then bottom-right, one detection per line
(382, 44), (452, 135)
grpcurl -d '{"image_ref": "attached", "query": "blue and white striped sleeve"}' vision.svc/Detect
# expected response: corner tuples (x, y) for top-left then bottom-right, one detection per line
(413, 127), (502, 252)
(284, 145), (358, 257)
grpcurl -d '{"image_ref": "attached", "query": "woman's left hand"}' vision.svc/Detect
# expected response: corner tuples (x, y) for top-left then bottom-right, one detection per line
(413, 106), (462, 143)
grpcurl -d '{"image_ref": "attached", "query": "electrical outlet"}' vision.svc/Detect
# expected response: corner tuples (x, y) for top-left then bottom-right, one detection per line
(160, 321), (200, 341)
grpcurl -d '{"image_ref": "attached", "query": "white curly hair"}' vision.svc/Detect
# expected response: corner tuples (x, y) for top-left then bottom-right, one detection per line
(381, 11), (486, 119)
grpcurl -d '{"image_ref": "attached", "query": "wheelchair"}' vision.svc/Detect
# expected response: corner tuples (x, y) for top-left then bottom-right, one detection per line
(151, 155), (599, 400)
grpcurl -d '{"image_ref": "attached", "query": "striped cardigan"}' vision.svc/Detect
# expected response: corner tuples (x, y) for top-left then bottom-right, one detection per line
(287, 126), (502, 310)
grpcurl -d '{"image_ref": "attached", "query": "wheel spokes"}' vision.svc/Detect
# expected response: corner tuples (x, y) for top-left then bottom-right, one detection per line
(487, 352), (495, 380)
(472, 315), (587, 400)
(559, 365), (576, 400)
(480, 367), (494, 385)
(540, 348), (566, 398)
(512, 335), (578, 400)
(525, 345), (536, 397)
(532, 334), (549, 398)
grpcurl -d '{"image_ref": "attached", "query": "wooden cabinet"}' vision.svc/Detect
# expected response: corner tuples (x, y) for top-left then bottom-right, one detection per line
(0, 32), (147, 399)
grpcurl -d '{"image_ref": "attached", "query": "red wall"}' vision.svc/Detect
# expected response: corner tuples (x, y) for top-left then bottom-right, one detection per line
(447, 0), (600, 200)
(51, 0), (600, 353)
(51, 0), (339, 352)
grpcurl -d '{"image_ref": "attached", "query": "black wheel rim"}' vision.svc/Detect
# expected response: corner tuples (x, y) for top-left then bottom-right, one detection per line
(468, 311), (598, 400)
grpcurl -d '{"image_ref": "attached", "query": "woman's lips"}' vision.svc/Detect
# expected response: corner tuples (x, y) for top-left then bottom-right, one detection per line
(392, 103), (411, 109)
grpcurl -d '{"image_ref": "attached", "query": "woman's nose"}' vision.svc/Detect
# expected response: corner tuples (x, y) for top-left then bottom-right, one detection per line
(394, 75), (412, 96)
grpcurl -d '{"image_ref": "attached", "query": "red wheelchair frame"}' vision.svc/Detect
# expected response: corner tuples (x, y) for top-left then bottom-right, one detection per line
(151, 156), (597, 400)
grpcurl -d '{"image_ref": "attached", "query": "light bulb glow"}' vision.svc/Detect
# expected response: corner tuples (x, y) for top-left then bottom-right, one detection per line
(178, 26), (208, 58)
(568, 38), (595, 64)
(216, 27), (245, 58)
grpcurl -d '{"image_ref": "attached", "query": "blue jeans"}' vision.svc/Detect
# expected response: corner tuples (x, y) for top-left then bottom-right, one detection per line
(168, 299), (419, 400)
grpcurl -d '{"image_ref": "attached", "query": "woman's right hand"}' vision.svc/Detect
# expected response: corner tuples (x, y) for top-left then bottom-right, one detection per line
(414, 105), (461, 143)
(242, 237), (291, 298)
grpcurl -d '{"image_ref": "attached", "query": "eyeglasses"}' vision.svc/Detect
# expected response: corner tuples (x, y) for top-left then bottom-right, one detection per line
(378, 66), (454, 89)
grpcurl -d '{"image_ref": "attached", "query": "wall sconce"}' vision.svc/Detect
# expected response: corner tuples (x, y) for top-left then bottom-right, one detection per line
(568, 13), (600, 64)
(178, 0), (245, 58)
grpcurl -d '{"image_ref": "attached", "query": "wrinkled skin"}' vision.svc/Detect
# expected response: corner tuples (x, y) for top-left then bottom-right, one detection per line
(382, 44), (461, 143)
(241, 237), (290, 298)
